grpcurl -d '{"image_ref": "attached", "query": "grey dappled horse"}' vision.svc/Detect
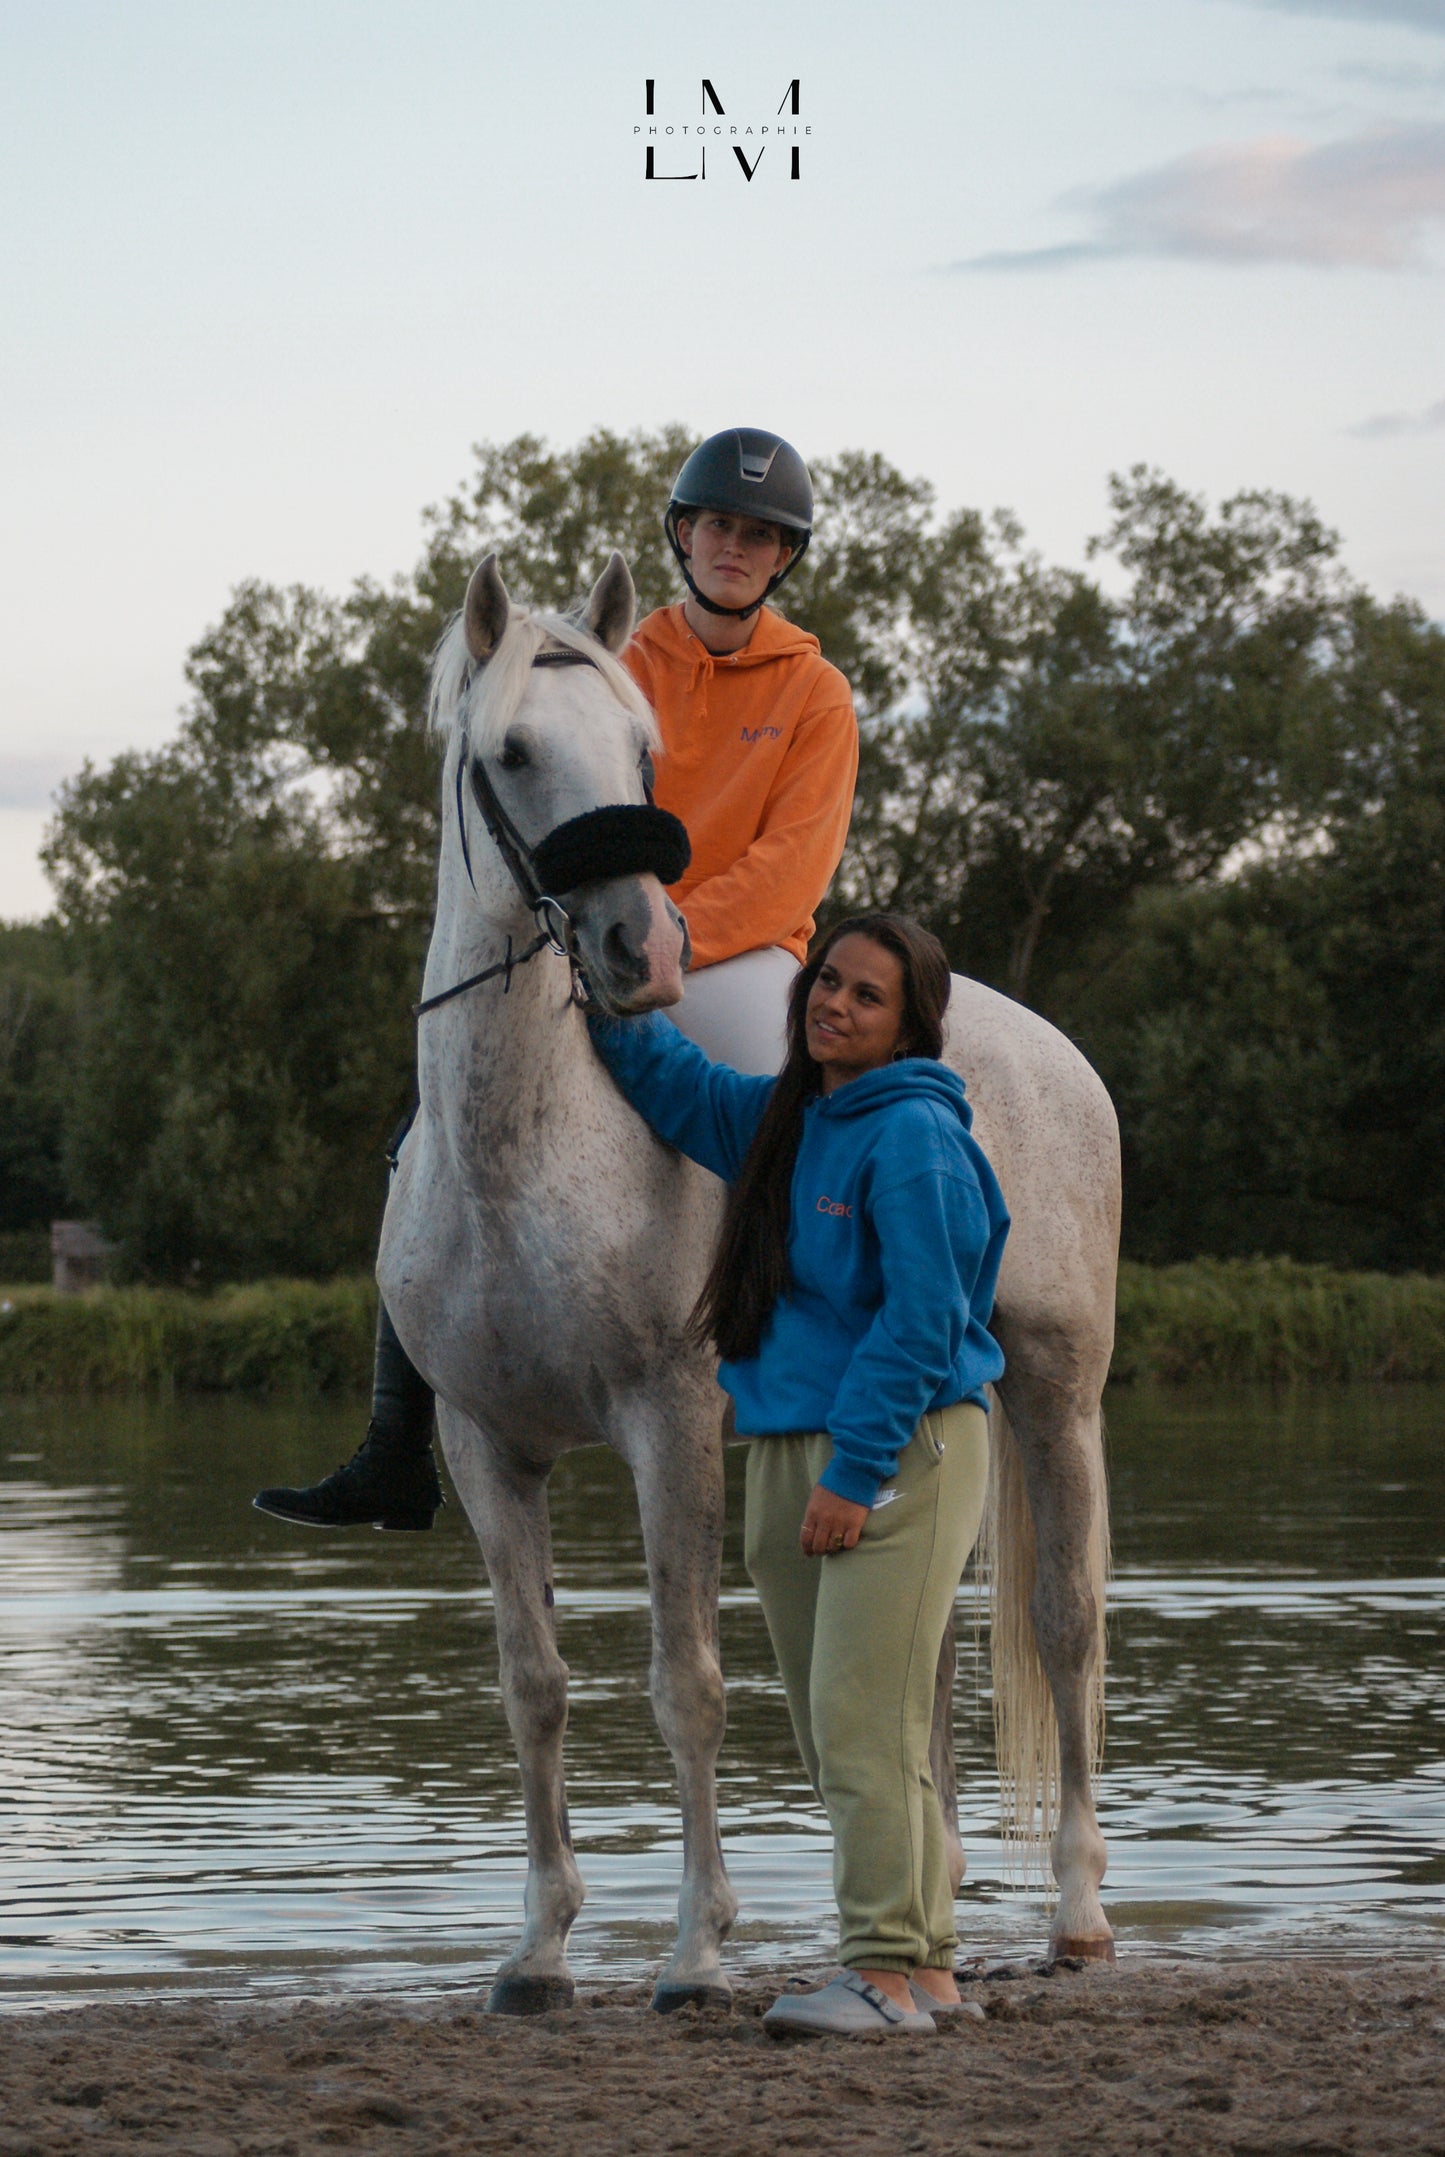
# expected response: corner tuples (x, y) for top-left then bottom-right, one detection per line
(378, 553), (1118, 2014)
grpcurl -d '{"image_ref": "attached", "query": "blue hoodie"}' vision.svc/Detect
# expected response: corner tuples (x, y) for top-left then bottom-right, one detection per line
(589, 1014), (1009, 1508)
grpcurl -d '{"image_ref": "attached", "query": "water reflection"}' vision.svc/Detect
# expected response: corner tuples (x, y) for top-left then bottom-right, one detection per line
(0, 1383), (1440, 2004)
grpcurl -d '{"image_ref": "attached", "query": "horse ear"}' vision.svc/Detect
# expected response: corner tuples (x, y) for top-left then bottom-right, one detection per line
(585, 552), (636, 655)
(464, 555), (510, 663)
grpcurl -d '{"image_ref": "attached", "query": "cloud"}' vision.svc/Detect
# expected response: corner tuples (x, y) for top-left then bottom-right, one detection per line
(954, 122), (1445, 271)
(1348, 395), (1445, 436)
(1336, 60), (1445, 90)
(1176, 85), (1294, 110)
(1240, 0), (1445, 30)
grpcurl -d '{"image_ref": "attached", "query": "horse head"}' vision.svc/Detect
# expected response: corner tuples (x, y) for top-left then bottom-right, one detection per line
(430, 553), (689, 1015)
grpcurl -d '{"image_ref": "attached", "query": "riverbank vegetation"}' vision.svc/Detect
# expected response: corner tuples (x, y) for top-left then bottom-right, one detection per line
(1, 1262), (1442, 1395)
(1110, 1258), (1445, 1385)
(2, 430), (1441, 1282)
(0, 1277), (376, 1395)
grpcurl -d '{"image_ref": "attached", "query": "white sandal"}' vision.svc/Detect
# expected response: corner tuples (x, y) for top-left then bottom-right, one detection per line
(909, 1978), (985, 2021)
(762, 1971), (936, 2036)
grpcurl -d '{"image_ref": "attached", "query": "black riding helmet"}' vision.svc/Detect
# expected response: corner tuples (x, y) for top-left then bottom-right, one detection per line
(664, 428), (813, 620)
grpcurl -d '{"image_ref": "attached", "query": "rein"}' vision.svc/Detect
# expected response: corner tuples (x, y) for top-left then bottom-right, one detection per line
(412, 929), (554, 1019)
(414, 641), (690, 1021)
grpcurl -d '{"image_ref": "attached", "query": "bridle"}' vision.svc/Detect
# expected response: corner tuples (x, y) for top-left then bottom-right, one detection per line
(414, 643), (690, 1020)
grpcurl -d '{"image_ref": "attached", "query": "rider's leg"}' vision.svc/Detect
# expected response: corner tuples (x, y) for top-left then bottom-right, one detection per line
(253, 1295), (442, 1530)
(666, 945), (798, 1076)
(252, 1120), (443, 1532)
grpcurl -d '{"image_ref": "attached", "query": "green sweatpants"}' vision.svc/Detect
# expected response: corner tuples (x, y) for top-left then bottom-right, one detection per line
(744, 1401), (990, 1974)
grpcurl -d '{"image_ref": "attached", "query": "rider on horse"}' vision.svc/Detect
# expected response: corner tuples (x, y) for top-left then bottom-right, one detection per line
(254, 427), (859, 1533)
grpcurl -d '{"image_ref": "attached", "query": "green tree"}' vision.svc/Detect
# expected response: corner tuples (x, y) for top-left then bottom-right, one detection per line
(0, 922), (79, 1238)
(420, 424), (700, 621)
(1080, 596), (1445, 1268)
(44, 727), (420, 1283)
(834, 467), (1356, 1003)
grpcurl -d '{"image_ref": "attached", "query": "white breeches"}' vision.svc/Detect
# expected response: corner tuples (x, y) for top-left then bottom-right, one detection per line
(667, 946), (800, 1077)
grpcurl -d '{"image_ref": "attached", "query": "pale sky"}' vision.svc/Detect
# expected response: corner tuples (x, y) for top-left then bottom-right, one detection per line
(2, 0), (1442, 917)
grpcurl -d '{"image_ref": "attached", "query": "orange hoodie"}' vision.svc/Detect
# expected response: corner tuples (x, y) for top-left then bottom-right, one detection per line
(622, 605), (858, 968)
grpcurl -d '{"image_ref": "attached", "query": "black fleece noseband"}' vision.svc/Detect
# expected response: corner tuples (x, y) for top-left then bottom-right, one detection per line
(531, 802), (690, 895)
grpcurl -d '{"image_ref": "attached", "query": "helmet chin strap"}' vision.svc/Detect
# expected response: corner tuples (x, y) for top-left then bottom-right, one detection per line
(677, 559), (766, 622)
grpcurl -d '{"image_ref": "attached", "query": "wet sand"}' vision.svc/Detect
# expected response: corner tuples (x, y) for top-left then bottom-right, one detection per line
(2, 1958), (1441, 2155)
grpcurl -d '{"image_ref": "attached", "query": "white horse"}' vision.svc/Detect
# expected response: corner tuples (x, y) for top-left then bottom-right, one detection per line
(378, 552), (1118, 2014)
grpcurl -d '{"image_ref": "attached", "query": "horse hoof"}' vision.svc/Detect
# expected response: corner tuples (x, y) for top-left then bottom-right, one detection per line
(1050, 1934), (1116, 1963)
(487, 1972), (576, 2016)
(651, 1981), (733, 2015)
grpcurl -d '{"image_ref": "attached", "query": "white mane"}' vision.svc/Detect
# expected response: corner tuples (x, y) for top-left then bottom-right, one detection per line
(428, 608), (658, 756)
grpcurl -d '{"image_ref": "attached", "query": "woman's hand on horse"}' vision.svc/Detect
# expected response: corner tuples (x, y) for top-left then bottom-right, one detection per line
(800, 1485), (869, 1558)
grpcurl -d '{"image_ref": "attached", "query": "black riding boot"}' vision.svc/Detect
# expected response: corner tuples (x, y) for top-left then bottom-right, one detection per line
(253, 1299), (444, 1531)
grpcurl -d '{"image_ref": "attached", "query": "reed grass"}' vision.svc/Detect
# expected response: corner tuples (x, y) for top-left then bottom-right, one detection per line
(1, 1258), (1443, 1394)
(0, 1277), (377, 1395)
(1113, 1257), (1445, 1385)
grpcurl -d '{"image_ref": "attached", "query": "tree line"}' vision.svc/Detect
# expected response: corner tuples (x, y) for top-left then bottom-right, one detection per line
(2, 427), (1440, 1282)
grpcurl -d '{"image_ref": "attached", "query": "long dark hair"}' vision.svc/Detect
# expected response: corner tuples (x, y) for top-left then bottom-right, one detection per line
(691, 913), (951, 1363)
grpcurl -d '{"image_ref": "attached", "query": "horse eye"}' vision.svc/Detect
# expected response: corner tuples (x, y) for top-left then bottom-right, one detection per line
(498, 738), (530, 772)
(639, 749), (656, 793)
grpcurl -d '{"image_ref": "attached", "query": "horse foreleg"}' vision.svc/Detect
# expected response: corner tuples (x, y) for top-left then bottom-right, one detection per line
(437, 1404), (585, 2013)
(626, 1416), (738, 2012)
(995, 1372), (1115, 1962)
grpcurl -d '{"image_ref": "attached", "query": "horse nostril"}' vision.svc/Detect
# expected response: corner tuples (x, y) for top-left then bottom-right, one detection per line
(603, 921), (645, 979)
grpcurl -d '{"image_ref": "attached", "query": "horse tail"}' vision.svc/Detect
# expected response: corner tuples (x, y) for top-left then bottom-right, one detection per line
(978, 1395), (1109, 1871)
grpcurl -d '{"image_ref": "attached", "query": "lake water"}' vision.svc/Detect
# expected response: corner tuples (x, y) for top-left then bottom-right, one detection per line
(0, 1384), (1441, 2007)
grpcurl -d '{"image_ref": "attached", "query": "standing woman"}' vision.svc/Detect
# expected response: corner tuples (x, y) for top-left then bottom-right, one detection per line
(590, 913), (1009, 2036)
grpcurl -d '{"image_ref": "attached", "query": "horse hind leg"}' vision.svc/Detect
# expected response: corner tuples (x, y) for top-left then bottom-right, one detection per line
(987, 1377), (1114, 1962)
(626, 1414), (738, 2013)
(437, 1404), (585, 2013)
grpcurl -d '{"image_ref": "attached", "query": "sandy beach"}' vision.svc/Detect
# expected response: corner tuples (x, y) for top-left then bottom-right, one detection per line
(2, 1957), (1440, 2155)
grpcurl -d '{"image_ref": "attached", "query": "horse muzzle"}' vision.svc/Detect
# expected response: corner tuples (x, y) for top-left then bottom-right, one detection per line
(569, 875), (690, 1014)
